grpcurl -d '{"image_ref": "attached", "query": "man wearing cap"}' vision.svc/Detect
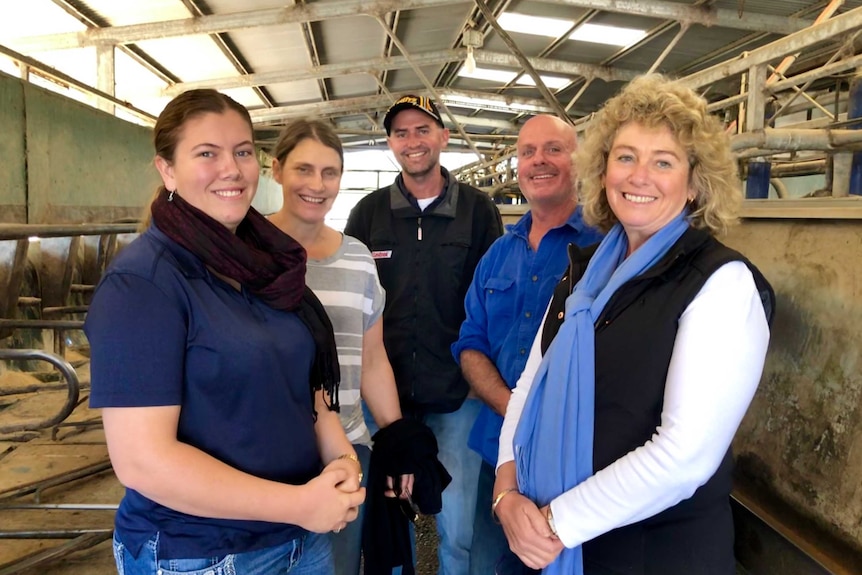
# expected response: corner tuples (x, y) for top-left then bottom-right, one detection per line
(452, 115), (603, 575)
(345, 94), (503, 574)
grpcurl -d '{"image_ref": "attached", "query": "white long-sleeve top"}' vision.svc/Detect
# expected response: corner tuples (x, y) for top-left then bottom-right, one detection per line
(497, 261), (770, 549)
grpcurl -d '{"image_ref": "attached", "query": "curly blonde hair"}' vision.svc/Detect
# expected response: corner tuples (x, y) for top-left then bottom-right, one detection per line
(576, 74), (741, 234)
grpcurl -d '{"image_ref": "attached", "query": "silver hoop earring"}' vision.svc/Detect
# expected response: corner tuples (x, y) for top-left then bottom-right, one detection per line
(168, 190), (175, 202)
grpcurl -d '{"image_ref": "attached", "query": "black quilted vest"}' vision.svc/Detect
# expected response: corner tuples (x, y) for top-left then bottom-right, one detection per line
(540, 227), (774, 575)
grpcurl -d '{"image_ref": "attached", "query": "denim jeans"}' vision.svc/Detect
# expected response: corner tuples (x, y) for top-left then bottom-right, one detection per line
(424, 398), (482, 575)
(111, 530), (332, 575)
(331, 443), (371, 575)
(470, 461), (531, 575)
(363, 398), (482, 575)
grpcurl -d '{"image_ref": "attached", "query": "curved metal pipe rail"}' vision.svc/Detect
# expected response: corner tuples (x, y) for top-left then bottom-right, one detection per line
(0, 349), (79, 433)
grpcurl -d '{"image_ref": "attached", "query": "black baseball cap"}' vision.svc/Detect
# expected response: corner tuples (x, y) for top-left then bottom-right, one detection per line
(383, 95), (445, 135)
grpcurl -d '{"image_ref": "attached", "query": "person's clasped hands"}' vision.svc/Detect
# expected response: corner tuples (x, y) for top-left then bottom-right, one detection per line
(494, 490), (564, 570)
(310, 454), (366, 534)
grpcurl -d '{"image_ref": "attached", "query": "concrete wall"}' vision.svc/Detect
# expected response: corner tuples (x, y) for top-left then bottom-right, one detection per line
(0, 71), (157, 224)
(0, 73), (27, 222)
(726, 220), (862, 553)
(500, 211), (862, 552)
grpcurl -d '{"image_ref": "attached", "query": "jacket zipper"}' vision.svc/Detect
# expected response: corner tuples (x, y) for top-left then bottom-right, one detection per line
(413, 216), (421, 401)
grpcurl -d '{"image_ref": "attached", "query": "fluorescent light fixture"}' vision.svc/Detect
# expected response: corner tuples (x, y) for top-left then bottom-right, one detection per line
(498, 12), (646, 47)
(517, 75), (571, 90)
(459, 67), (517, 84)
(458, 66), (571, 90)
(570, 23), (647, 47)
(498, 12), (573, 38)
(441, 94), (548, 114)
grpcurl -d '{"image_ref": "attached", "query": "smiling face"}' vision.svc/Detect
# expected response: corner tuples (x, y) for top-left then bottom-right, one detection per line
(517, 115), (577, 209)
(386, 108), (449, 179)
(154, 110), (258, 232)
(603, 122), (693, 252)
(273, 137), (342, 225)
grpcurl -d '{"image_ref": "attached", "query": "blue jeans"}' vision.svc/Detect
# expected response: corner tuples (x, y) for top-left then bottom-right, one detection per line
(424, 399), (483, 575)
(111, 531), (332, 575)
(331, 443), (371, 575)
(364, 398), (482, 575)
(470, 461), (529, 575)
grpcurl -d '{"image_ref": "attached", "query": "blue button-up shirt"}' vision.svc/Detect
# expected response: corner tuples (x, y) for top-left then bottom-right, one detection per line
(452, 206), (603, 466)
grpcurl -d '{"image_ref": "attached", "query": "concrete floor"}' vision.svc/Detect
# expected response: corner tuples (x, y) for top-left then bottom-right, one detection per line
(0, 439), (441, 575)
(1, 458), (441, 575)
(0, 345), (443, 574)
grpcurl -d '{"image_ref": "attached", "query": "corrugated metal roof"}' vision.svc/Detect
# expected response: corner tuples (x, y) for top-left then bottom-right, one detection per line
(1, 0), (861, 151)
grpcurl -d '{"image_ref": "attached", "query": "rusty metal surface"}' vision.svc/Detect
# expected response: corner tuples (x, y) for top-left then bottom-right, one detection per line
(726, 219), (862, 559)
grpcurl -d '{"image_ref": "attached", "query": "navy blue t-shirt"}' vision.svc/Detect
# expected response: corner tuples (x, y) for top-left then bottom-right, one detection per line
(86, 226), (321, 559)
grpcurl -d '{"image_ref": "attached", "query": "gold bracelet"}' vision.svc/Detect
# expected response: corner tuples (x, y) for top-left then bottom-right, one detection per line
(491, 488), (518, 522)
(336, 453), (363, 483)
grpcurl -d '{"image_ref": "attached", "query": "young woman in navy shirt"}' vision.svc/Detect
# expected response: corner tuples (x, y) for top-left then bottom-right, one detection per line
(86, 89), (364, 575)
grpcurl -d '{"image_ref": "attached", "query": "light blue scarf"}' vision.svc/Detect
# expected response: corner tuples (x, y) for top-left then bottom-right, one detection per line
(512, 211), (690, 574)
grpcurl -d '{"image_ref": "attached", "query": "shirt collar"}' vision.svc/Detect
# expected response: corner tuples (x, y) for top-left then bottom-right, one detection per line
(507, 204), (587, 240)
(146, 224), (209, 279)
(390, 166), (459, 218)
(394, 166), (451, 209)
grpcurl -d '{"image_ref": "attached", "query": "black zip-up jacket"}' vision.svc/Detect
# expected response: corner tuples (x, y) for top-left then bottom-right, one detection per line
(541, 227), (775, 575)
(345, 168), (503, 413)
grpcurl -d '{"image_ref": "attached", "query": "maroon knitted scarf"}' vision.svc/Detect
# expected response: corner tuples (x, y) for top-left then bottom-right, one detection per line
(151, 189), (306, 311)
(150, 189), (341, 413)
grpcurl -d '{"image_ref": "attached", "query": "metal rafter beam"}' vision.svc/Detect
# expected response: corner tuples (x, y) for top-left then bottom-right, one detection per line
(474, 50), (630, 84)
(499, 13), (592, 122)
(680, 7), (862, 90)
(0, 43), (156, 124)
(248, 89), (553, 125)
(336, 114), (517, 132)
(180, 0), (274, 107)
(534, 0), (811, 35)
(293, 0), (329, 103)
(375, 10), (399, 108)
(731, 128), (862, 152)
(435, 0), (516, 88)
(10, 0), (812, 52)
(6, 0), (466, 51)
(674, 2), (832, 77)
(373, 14), (482, 158)
(473, 0), (571, 123)
(49, 0), (178, 84)
(163, 49), (635, 96)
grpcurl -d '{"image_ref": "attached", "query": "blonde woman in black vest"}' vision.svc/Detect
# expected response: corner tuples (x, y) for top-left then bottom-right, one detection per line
(493, 75), (774, 575)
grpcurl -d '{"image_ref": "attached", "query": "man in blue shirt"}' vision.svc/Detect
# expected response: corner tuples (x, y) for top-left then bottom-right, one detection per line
(452, 115), (603, 575)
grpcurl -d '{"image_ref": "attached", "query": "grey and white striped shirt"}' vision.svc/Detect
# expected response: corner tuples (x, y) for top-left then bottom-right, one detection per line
(306, 234), (385, 446)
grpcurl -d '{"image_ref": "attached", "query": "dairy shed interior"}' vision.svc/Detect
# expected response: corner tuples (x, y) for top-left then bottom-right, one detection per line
(2, 1), (862, 573)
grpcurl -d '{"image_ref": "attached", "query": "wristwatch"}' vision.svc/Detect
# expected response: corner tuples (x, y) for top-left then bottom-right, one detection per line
(546, 503), (559, 537)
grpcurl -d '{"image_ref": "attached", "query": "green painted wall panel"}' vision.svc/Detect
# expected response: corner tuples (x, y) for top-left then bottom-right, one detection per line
(23, 81), (157, 224)
(0, 72), (27, 223)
